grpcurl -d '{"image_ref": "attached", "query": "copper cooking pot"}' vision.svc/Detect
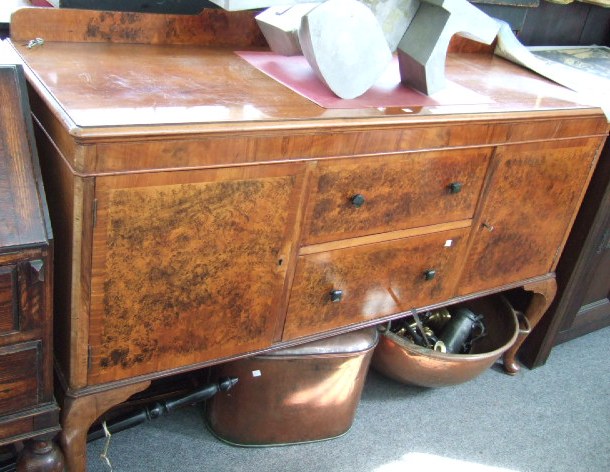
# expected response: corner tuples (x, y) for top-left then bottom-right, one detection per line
(371, 296), (527, 387)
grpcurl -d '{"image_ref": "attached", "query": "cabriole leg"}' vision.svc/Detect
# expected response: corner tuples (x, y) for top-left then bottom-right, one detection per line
(503, 277), (557, 375)
(59, 381), (151, 472)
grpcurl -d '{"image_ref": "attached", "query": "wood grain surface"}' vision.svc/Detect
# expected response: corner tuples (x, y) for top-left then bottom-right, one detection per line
(284, 227), (470, 340)
(458, 137), (605, 295)
(0, 66), (46, 249)
(303, 148), (491, 244)
(87, 164), (304, 384)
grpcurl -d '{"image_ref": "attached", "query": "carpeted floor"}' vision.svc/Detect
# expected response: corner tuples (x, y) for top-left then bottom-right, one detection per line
(87, 326), (610, 472)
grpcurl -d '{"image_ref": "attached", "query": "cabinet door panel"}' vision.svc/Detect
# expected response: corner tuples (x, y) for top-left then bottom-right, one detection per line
(458, 138), (601, 295)
(284, 227), (469, 340)
(88, 164), (304, 384)
(303, 148), (490, 244)
(0, 266), (18, 334)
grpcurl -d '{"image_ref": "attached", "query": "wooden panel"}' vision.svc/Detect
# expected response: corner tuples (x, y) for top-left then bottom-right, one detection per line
(87, 163), (305, 384)
(0, 416), (33, 443)
(17, 260), (46, 334)
(89, 118), (608, 175)
(518, 1), (594, 46)
(303, 148), (490, 245)
(579, 231), (610, 307)
(283, 227), (470, 340)
(458, 137), (603, 296)
(32, 122), (78, 386)
(0, 342), (40, 412)
(0, 266), (18, 334)
(556, 298), (610, 344)
(10, 8), (266, 47)
(0, 261), (45, 337)
(0, 65), (46, 249)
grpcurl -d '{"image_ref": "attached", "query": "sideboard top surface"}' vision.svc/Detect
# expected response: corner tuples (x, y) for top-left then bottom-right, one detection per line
(9, 1), (607, 142)
(13, 40), (600, 133)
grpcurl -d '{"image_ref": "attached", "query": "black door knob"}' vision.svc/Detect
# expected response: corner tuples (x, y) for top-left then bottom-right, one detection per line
(448, 182), (463, 194)
(329, 289), (343, 303)
(350, 194), (365, 208)
(423, 269), (436, 281)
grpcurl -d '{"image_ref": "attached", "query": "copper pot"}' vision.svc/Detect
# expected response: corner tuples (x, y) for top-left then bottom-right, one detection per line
(371, 296), (521, 387)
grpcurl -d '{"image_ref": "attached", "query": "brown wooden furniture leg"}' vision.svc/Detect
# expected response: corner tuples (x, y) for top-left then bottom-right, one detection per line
(503, 277), (557, 375)
(60, 381), (151, 472)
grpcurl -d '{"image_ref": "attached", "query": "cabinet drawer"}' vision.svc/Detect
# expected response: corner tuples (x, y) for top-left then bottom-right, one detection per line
(302, 148), (490, 245)
(0, 342), (40, 413)
(283, 227), (469, 340)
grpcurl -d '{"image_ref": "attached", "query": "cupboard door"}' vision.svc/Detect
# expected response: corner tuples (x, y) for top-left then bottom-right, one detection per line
(284, 227), (469, 340)
(458, 138), (602, 295)
(87, 164), (304, 384)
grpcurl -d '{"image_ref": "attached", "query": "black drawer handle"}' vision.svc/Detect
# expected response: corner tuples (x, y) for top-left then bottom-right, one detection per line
(350, 194), (365, 208)
(448, 182), (463, 194)
(329, 289), (343, 303)
(423, 269), (436, 281)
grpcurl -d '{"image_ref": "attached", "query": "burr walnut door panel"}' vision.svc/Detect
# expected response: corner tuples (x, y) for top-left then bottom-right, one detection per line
(302, 148), (491, 245)
(87, 163), (305, 384)
(458, 137), (603, 296)
(283, 226), (470, 340)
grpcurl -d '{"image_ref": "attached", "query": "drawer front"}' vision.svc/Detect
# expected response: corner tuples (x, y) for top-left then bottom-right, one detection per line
(302, 148), (490, 245)
(283, 227), (470, 340)
(0, 342), (40, 413)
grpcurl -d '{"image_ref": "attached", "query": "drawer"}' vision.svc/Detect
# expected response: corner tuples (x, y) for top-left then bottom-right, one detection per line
(302, 148), (490, 245)
(283, 227), (470, 340)
(0, 261), (45, 338)
(0, 342), (40, 413)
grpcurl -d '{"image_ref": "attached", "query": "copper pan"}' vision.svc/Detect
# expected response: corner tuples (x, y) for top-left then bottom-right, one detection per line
(371, 296), (521, 387)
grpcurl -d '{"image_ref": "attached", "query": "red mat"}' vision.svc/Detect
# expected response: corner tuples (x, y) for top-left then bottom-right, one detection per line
(236, 51), (492, 109)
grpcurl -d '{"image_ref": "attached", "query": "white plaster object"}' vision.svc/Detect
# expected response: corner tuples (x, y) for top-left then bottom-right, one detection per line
(360, 0), (420, 51)
(397, 0), (499, 94)
(256, 4), (318, 56)
(299, 0), (393, 99)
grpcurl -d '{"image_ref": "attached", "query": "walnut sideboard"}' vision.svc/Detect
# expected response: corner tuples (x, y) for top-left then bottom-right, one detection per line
(8, 7), (609, 472)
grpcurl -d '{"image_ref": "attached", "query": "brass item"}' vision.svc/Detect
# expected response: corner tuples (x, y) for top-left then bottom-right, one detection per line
(372, 296), (519, 387)
(425, 307), (452, 332)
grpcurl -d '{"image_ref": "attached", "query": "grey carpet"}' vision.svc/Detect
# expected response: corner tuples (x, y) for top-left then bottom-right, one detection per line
(87, 326), (610, 472)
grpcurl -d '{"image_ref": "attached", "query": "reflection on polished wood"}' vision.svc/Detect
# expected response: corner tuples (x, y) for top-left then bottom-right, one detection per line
(285, 227), (470, 339)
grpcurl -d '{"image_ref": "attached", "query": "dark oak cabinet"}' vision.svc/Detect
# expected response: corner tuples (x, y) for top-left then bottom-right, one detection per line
(0, 49), (62, 469)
